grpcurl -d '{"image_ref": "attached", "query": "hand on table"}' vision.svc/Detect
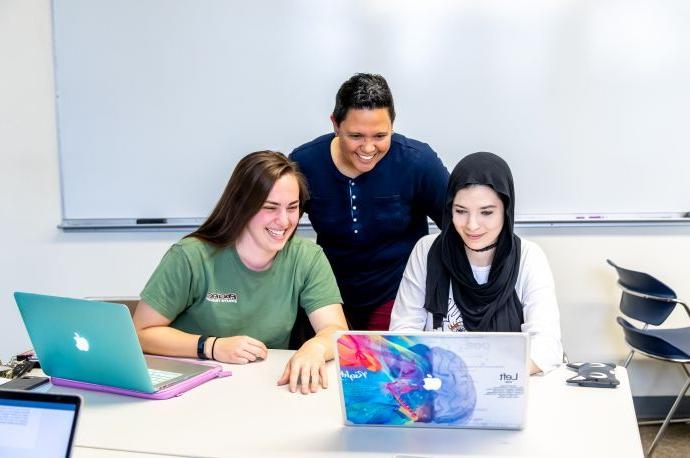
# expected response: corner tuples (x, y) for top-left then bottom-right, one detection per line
(277, 339), (328, 394)
(212, 336), (267, 364)
(529, 359), (543, 375)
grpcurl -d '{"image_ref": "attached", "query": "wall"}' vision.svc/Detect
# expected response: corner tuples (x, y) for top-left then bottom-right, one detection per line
(1, 0), (689, 397)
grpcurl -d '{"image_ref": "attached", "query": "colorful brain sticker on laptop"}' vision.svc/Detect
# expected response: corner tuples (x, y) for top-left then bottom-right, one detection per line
(338, 334), (476, 425)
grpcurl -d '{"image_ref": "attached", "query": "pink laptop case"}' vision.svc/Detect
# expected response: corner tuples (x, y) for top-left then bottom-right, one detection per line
(50, 360), (231, 400)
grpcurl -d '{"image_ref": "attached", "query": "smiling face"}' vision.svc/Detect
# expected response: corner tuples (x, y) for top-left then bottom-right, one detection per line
(236, 173), (300, 267)
(331, 108), (393, 177)
(452, 185), (505, 262)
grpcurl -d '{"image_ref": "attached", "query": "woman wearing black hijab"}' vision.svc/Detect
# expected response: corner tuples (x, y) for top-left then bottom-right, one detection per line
(389, 152), (563, 374)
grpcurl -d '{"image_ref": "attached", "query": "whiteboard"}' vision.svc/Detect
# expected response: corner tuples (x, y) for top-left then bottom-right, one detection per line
(53, 0), (690, 228)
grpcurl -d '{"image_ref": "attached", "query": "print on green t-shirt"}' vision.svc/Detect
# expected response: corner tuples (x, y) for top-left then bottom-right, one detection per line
(140, 236), (342, 349)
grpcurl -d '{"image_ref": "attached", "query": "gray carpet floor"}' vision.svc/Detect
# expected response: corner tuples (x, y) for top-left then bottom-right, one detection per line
(639, 423), (690, 457)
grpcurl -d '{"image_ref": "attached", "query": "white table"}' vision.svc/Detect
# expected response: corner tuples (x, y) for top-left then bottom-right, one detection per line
(48, 350), (641, 457)
(72, 449), (167, 458)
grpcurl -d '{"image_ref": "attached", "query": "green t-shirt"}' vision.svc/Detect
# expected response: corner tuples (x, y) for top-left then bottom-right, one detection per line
(140, 236), (342, 349)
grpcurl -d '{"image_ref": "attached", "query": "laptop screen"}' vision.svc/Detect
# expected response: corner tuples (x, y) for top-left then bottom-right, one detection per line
(0, 391), (80, 458)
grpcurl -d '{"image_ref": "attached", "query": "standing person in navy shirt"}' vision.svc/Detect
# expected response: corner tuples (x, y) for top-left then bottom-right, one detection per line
(290, 73), (449, 331)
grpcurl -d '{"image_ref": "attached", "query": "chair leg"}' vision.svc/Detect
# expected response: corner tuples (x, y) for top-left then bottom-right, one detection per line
(646, 374), (690, 457)
(623, 350), (635, 368)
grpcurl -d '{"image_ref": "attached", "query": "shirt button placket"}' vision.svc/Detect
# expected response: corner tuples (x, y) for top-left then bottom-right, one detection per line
(350, 180), (359, 235)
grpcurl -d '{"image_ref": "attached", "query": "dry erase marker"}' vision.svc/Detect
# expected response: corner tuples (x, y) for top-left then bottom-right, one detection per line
(136, 218), (167, 224)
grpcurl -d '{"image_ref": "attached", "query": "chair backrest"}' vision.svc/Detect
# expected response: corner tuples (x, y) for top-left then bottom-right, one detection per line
(619, 292), (676, 326)
(85, 297), (140, 316)
(607, 260), (677, 325)
(616, 316), (689, 360)
(606, 259), (676, 298)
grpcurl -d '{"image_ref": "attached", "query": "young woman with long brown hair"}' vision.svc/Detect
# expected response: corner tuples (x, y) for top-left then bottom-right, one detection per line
(133, 151), (347, 394)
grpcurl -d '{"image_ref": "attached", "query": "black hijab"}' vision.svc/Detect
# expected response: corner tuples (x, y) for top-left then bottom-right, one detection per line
(424, 152), (523, 331)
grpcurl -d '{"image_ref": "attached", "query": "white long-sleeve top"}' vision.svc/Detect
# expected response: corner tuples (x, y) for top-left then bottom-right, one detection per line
(390, 233), (564, 373)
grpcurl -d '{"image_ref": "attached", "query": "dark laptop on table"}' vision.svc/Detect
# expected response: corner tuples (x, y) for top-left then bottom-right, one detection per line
(0, 389), (80, 458)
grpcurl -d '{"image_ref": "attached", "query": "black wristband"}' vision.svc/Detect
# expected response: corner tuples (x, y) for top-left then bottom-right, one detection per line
(197, 335), (209, 360)
(211, 337), (219, 361)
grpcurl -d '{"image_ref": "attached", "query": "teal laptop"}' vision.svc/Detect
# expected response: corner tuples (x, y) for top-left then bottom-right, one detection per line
(14, 292), (214, 395)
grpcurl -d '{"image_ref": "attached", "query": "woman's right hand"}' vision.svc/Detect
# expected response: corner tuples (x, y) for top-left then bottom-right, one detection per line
(210, 336), (268, 364)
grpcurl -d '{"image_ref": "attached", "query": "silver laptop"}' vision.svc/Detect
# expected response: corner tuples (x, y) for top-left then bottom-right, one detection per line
(335, 331), (529, 430)
(14, 292), (213, 394)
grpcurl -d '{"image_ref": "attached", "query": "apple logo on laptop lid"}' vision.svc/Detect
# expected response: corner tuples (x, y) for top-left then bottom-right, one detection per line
(73, 332), (90, 352)
(423, 374), (442, 391)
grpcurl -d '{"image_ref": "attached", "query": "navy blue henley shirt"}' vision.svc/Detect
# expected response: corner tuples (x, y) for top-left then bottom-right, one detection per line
(290, 133), (449, 309)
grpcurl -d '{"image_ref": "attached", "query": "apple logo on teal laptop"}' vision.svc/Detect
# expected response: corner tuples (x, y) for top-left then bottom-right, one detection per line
(73, 332), (90, 352)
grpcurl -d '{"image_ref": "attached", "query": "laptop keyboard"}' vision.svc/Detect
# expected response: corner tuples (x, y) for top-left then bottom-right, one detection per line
(148, 368), (183, 386)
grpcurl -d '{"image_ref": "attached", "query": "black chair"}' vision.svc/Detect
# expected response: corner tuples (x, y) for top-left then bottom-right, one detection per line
(288, 306), (316, 350)
(608, 259), (690, 457)
(289, 307), (353, 350)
